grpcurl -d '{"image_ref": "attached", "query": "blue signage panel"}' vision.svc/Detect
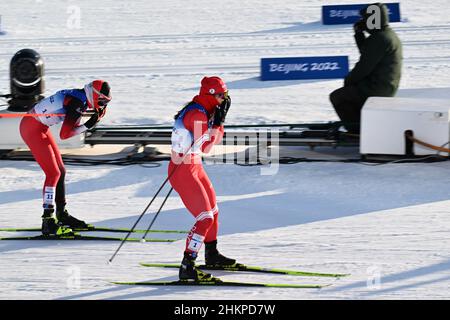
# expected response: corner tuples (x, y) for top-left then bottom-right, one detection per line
(322, 3), (401, 25)
(260, 56), (349, 81)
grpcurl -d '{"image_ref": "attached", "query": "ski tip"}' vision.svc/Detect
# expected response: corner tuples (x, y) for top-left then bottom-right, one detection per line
(135, 238), (178, 243)
(110, 280), (331, 288)
(139, 262), (179, 268)
(110, 281), (171, 286)
(151, 230), (189, 234)
(337, 273), (351, 278)
(322, 273), (350, 278)
(287, 271), (351, 278)
(264, 283), (329, 289)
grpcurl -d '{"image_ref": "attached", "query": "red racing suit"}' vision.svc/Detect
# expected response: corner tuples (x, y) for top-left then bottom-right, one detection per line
(169, 95), (224, 255)
(19, 89), (90, 210)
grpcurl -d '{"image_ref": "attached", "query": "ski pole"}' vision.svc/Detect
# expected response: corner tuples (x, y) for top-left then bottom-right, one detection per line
(108, 174), (171, 263)
(141, 187), (173, 242)
(108, 141), (196, 263)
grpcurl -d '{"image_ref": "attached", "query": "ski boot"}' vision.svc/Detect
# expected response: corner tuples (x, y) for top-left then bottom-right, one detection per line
(205, 240), (236, 266)
(42, 206), (73, 236)
(179, 252), (215, 281)
(56, 208), (90, 229)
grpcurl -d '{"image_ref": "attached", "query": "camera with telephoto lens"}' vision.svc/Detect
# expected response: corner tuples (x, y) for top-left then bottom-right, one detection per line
(8, 48), (45, 111)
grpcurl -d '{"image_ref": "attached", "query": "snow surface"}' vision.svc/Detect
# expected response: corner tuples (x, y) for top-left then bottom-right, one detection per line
(1, 0), (450, 300)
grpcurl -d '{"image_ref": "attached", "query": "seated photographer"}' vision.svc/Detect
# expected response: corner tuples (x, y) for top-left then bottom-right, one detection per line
(329, 2), (402, 134)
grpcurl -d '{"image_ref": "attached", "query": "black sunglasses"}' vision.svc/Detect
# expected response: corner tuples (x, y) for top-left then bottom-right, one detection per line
(214, 91), (228, 99)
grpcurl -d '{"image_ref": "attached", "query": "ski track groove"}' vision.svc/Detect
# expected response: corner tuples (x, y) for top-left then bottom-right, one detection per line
(1, 23), (450, 45)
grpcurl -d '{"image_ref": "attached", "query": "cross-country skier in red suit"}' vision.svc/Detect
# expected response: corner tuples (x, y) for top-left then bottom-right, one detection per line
(169, 76), (235, 281)
(19, 80), (112, 236)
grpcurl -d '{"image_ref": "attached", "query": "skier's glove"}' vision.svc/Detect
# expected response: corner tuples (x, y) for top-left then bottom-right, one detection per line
(353, 20), (365, 33)
(213, 95), (231, 126)
(97, 106), (107, 120)
(84, 112), (100, 129)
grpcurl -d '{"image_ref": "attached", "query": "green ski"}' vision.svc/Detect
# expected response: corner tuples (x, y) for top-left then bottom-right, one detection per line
(0, 226), (187, 234)
(140, 263), (349, 278)
(112, 279), (328, 289)
(0, 233), (177, 242)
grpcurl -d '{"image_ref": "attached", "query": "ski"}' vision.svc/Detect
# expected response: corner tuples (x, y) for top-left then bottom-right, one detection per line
(139, 263), (349, 278)
(0, 233), (177, 242)
(112, 279), (328, 289)
(0, 226), (187, 234)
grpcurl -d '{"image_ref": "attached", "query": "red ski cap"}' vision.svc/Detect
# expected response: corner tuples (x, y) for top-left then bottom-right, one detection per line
(199, 76), (227, 96)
